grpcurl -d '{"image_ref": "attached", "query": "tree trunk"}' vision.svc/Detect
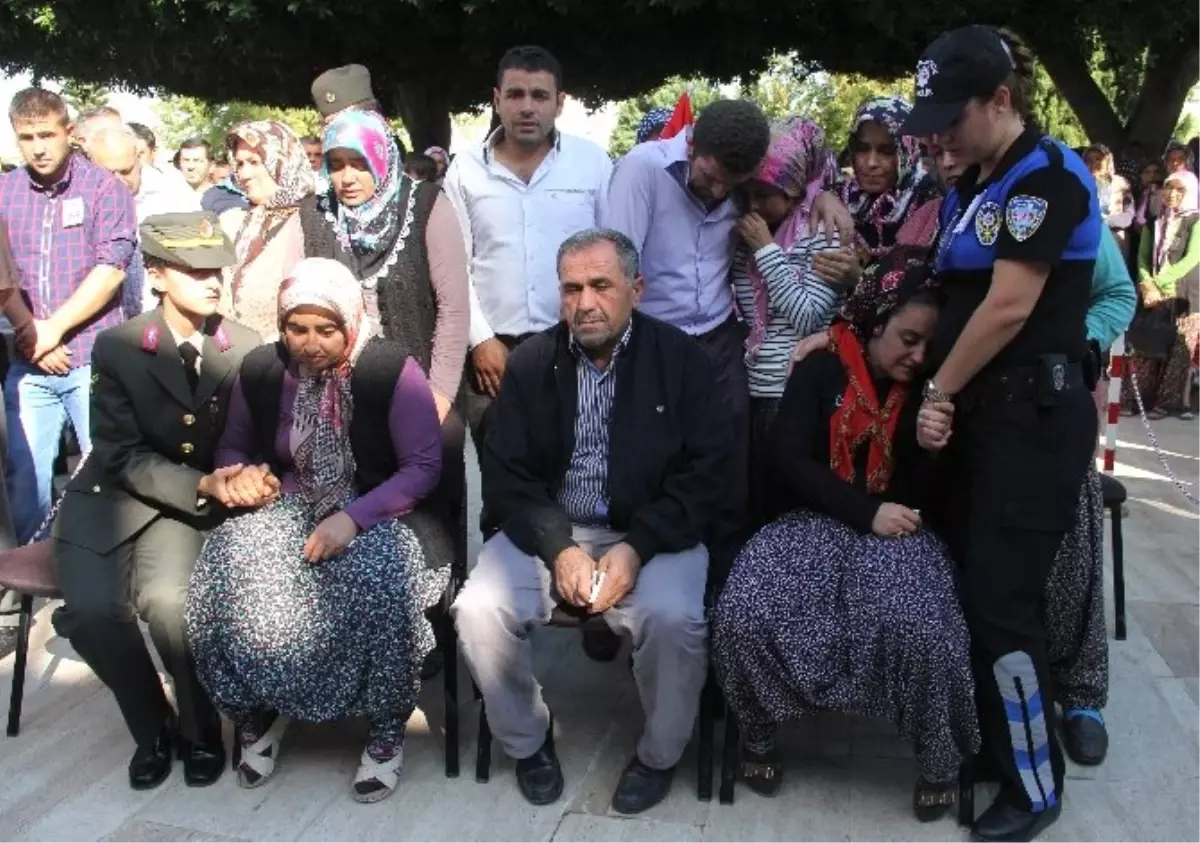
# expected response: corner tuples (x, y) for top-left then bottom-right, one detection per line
(1033, 34), (1198, 155)
(393, 81), (452, 156)
(1123, 40), (1199, 152)
(1032, 40), (1125, 147)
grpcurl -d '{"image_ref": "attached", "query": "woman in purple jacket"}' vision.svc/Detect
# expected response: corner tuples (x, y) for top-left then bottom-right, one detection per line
(186, 257), (444, 803)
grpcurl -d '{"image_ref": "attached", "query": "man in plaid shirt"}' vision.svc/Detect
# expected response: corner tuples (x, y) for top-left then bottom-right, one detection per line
(0, 88), (136, 545)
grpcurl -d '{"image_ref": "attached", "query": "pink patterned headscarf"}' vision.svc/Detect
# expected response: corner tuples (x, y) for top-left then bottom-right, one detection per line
(744, 116), (837, 360)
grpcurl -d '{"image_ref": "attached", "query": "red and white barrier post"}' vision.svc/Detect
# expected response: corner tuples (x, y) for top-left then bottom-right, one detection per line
(1100, 333), (1125, 474)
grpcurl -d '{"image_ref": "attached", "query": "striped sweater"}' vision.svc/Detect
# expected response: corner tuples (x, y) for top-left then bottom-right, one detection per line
(731, 228), (847, 398)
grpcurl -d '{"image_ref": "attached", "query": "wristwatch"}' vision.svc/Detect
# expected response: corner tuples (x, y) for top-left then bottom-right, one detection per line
(922, 379), (954, 403)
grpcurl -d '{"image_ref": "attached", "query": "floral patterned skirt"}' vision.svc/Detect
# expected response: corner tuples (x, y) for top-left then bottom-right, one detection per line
(186, 495), (445, 729)
(712, 509), (979, 782)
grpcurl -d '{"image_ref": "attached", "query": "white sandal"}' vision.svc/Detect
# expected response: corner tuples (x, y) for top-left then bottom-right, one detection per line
(352, 745), (404, 803)
(236, 715), (291, 789)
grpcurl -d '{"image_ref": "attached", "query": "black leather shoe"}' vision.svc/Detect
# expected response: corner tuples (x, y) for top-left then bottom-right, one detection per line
(612, 757), (675, 815)
(515, 722), (563, 806)
(971, 797), (1061, 842)
(581, 622), (621, 662)
(1063, 712), (1108, 766)
(128, 723), (173, 791)
(180, 735), (226, 787)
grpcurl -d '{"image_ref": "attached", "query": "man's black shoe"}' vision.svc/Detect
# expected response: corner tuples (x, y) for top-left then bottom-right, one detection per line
(179, 734), (226, 787)
(515, 721), (563, 805)
(581, 622), (621, 662)
(1062, 711), (1108, 766)
(611, 757), (675, 815)
(971, 797), (1061, 842)
(128, 722), (173, 791)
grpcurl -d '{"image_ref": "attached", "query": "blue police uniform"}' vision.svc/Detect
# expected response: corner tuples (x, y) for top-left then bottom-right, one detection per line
(926, 127), (1101, 814)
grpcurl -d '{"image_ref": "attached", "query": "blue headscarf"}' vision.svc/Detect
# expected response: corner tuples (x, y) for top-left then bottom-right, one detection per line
(636, 107), (673, 145)
(321, 110), (404, 254)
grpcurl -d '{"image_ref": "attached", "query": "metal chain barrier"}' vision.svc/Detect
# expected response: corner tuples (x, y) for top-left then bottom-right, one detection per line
(27, 452), (90, 544)
(1125, 366), (1199, 507)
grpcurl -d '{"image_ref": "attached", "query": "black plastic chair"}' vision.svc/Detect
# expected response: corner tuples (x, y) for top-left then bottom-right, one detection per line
(0, 547), (60, 737)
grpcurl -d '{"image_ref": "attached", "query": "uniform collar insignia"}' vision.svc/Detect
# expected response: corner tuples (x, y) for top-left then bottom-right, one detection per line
(206, 316), (232, 351)
(141, 323), (161, 353)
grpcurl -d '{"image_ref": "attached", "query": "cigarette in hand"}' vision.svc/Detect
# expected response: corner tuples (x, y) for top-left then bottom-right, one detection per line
(588, 572), (606, 605)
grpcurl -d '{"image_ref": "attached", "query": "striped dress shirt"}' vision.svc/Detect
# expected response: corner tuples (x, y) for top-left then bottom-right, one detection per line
(730, 226), (846, 398)
(0, 154), (137, 366)
(557, 320), (633, 525)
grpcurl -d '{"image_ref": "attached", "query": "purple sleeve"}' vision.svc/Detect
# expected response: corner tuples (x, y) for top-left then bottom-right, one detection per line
(343, 358), (443, 531)
(215, 375), (259, 469)
(92, 177), (137, 270)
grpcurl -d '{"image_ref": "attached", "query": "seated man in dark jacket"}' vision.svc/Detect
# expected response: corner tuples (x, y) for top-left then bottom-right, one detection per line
(453, 228), (728, 815)
(51, 212), (263, 791)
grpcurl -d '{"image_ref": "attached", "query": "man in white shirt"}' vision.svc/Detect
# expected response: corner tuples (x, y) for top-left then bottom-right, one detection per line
(443, 45), (612, 470)
(90, 128), (201, 312)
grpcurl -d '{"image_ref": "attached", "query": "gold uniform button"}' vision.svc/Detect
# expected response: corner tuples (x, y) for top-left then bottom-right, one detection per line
(182, 414), (196, 426)
(181, 443), (194, 455)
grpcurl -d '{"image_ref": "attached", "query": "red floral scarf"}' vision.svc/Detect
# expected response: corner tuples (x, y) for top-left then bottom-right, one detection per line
(828, 321), (908, 493)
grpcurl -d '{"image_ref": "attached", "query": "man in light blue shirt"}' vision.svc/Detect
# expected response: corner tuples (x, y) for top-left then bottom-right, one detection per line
(602, 101), (770, 571)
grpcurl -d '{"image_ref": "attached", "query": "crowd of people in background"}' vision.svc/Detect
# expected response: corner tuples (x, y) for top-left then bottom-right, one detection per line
(0, 23), (1194, 843)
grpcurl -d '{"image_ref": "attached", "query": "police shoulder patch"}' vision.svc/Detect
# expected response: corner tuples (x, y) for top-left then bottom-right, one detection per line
(1005, 195), (1048, 243)
(974, 201), (1002, 246)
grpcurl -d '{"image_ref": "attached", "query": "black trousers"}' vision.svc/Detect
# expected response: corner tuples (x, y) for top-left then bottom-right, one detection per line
(928, 390), (1096, 812)
(52, 513), (222, 748)
(693, 316), (751, 579)
(464, 334), (535, 537)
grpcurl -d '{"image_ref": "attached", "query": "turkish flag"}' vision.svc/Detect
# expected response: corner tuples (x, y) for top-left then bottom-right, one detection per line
(659, 92), (694, 140)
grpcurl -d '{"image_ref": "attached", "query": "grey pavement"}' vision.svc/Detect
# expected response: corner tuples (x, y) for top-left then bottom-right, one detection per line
(0, 419), (1196, 842)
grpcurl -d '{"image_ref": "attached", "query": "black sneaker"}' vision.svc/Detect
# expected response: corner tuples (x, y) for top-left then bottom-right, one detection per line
(611, 757), (675, 815)
(1062, 710), (1108, 766)
(515, 720), (563, 806)
(971, 796), (1061, 842)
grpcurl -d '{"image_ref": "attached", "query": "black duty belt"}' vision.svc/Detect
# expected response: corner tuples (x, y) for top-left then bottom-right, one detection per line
(959, 359), (1085, 412)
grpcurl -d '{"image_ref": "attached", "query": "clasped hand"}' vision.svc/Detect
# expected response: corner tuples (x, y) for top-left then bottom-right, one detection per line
(199, 463), (281, 509)
(553, 542), (641, 614)
(916, 400), (955, 452)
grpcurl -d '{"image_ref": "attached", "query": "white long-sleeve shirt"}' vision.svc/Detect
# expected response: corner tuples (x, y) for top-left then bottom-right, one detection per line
(443, 129), (613, 347)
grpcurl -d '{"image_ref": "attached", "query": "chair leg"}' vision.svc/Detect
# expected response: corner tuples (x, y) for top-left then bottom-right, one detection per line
(718, 710), (738, 805)
(957, 757), (975, 827)
(6, 594), (34, 737)
(697, 671), (714, 802)
(1111, 504), (1126, 640)
(475, 694), (492, 783)
(442, 589), (460, 779)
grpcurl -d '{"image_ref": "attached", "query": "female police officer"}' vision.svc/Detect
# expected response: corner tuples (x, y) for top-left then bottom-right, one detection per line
(901, 26), (1100, 841)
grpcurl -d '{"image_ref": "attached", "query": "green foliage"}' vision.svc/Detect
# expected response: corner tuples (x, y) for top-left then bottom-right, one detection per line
(784, 73), (911, 149)
(59, 78), (111, 117)
(1031, 63), (1089, 149)
(154, 96), (322, 150)
(608, 77), (724, 158)
(154, 95), (414, 154)
(1175, 112), (1200, 144)
(608, 57), (911, 158)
